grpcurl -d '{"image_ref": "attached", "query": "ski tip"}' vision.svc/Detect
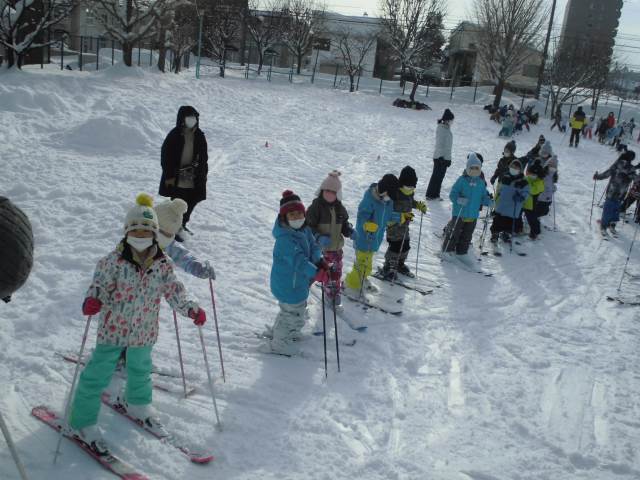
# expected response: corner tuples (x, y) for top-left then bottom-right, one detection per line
(355, 326), (368, 332)
(190, 455), (214, 464)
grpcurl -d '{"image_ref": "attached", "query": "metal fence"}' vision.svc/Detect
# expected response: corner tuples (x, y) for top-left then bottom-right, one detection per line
(39, 34), (190, 72)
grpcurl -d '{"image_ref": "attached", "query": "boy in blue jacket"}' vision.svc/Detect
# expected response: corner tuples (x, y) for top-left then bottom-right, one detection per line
(344, 174), (401, 301)
(267, 190), (328, 355)
(442, 153), (492, 267)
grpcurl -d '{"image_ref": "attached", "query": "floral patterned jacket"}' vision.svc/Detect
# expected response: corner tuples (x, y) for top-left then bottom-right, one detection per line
(86, 242), (199, 347)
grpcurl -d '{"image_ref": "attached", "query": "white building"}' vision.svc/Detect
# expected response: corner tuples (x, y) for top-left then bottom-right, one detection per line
(307, 12), (382, 78)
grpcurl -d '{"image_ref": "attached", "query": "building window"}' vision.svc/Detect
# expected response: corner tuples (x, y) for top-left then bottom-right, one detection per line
(522, 64), (538, 78)
(314, 38), (331, 51)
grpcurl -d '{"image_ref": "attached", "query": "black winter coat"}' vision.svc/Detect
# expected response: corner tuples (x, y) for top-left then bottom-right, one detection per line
(159, 106), (209, 202)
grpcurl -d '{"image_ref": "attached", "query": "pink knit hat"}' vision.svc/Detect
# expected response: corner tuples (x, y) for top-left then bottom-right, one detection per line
(319, 170), (342, 199)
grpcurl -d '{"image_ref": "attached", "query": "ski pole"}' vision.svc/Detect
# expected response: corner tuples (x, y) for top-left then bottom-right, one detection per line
(198, 326), (222, 431)
(589, 178), (597, 226)
(0, 411), (29, 480)
(617, 217), (639, 293)
(208, 278), (225, 383)
(552, 188), (557, 232)
(441, 208), (463, 257)
(511, 198), (518, 254)
(321, 285), (328, 379)
(172, 310), (188, 399)
(414, 212), (424, 279)
(332, 280), (341, 373)
(53, 315), (93, 465)
(597, 185), (607, 208)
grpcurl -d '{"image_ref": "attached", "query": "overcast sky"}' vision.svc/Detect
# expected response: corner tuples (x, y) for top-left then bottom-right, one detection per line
(327, 0), (640, 67)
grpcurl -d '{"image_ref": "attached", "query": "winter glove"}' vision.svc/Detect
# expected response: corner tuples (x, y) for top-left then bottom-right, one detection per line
(457, 197), (469, 206)
(593, 172), (598, 180)
(363, 221), (378, 233)
(164, 178), (176, 187)
(189, 308), (207, 326)
(349, 228), (358, 243)
(400, 212), (414, 224)
(313, 268), (330, 284)
(415, 201), (427, 214)
(204, 261), (216, 280)
(316, 258), (331, 272)
(317, 235), (331, 249)
(82, 297), (102, 316)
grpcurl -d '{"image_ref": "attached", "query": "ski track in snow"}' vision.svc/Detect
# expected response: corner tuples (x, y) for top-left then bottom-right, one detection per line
(1, 65), (640, 479)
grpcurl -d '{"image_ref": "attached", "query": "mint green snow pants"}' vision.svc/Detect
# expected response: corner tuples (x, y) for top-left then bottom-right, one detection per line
(69, 344), (153, 429)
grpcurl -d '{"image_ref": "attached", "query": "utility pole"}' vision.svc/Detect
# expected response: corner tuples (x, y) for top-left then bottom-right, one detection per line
(535, 0), (557, 99)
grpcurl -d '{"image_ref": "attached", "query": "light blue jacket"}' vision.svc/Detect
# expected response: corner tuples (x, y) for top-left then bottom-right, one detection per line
(270, 219), (323, 304)
(495, 181), (530, 218)
(449, 174), (492, 220)
(165, 241), (208, 278)
(354, 185), (400, 252)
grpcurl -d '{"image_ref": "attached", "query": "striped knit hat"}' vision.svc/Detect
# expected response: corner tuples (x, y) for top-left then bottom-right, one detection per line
(279, 190), (305, 216)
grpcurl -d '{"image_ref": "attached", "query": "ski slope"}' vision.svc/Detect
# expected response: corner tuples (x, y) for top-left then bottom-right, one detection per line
(1, 65), (640, 480)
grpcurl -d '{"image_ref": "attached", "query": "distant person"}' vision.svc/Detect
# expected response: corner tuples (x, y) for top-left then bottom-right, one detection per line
(425, 109), (454, 200)
(569, 106), (587, 147)
(159, 106), (209, 242)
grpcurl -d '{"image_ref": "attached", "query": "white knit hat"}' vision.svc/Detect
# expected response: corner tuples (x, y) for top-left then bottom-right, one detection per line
(317, 170), (343, 200)
(155, 198), (188, 235)
(124, 193), (158, 236)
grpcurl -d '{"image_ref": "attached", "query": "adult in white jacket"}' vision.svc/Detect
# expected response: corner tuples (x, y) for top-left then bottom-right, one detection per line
(426, 109), (454, 200)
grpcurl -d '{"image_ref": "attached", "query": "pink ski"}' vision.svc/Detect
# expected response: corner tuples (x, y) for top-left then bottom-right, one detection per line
(31, 406), (149, 480)
(101, 393), (214, 464)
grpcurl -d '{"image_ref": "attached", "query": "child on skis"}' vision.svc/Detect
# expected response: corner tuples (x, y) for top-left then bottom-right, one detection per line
(381, 166), (427, 280)
(305, 171), (354, 308)
(594, 151), (639, 235)
(498, 111), (515, 137)
(268, 190), (328, 355)
(344, 174), (401, 301)
(620, 176), (640, 224)
(490, 159), (530, 245)
(441, 153), (492, 265)
(155, 198), (216, 279)
(536, 153), (558, 220)
(67, 194), (205, 455)
(523, 159), (546, 240)
(490, 140), (517, 185)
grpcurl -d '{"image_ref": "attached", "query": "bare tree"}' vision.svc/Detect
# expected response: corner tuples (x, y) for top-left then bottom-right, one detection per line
(544, 37), (610, 117)
(203, 3), (242, 77)
(245, 0), (284, 74)
(335, 27), (378, 92)
(474, 0), (546, 107)
(281, 0), (324, 74)
(379, 0), (446, 101)
(87, 0), (172, 66)
(0, 0), (77, 68)
(168, 3), (198, 73)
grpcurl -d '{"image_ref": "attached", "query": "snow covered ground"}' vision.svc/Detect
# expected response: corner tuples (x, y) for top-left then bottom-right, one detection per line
(1, 64), (640, 480)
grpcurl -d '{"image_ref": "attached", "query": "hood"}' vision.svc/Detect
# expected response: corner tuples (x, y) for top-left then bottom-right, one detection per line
(176, 106), (200, 128)
(273, 217), (303, 239)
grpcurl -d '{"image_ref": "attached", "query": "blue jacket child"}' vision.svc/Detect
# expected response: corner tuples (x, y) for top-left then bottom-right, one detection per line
(490, 159), (530, 241)
(267, 190), (325, 355)
(442, 153), (492, 257)
(345, 174), (401, 293)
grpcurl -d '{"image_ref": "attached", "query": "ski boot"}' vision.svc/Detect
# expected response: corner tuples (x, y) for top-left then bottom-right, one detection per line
(68, 424), (110, 456)
(122, 401), (169, 437)
(397, 263), (415, 278)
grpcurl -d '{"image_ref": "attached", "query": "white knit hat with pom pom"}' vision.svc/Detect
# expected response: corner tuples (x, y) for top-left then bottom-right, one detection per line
(124, 193), (159, 236)
(155, 198), (188, 235)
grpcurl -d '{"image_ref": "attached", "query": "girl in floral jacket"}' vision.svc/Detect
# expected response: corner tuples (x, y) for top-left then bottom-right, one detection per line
(67, 194), (205, 455)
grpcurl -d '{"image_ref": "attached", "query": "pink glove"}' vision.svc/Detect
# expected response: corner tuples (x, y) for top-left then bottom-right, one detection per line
(189, 308), (207, 326)
(82, 297), (102, 316)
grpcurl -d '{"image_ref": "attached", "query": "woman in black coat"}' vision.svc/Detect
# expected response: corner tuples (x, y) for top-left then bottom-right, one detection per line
(159, 105), (208, 235)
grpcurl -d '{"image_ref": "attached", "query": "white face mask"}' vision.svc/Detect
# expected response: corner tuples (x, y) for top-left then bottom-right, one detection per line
(127, 236), (153, 252)
(509, 168), (521, 176)
(289, 219), (305, 230)
(467, 167), (482, 177)
(184, 116), (197, 129)
(157, 231), (174, 249)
